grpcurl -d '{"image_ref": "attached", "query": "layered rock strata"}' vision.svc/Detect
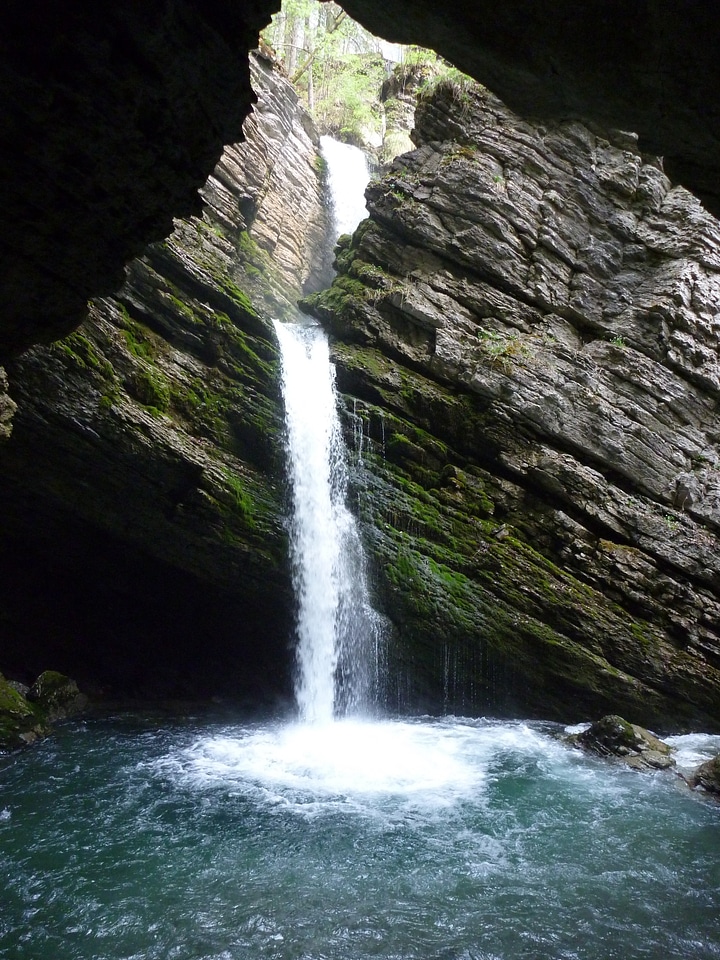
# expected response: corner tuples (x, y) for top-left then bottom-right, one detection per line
(340, 0), (720, 220)
(0, 53), (327, 703)
(304, 82), (720, 730)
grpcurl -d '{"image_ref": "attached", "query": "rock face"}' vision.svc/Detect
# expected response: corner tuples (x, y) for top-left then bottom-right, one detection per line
(0, 368), (16, 440)
(208, 52), (333, 301)
(3, 2), (720, 357)
(0, 53), (327, 703)
(340, 0), (720, 220)
(303, 81), (720, 730)
(378, 63), (433, 166)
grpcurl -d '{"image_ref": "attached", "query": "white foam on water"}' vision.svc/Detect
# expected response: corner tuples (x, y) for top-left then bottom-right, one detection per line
(665, 732), (720, 774)
(154, 717), (598, 826)
(173, 719), (484, 810)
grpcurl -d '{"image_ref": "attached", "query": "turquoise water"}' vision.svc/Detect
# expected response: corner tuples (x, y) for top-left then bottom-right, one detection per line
(1, 714), (719, 960)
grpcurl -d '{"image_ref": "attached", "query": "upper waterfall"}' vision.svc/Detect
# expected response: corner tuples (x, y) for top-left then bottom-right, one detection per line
(320, 135), (370, 239)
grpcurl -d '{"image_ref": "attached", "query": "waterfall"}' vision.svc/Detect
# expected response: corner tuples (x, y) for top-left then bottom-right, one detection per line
(319, 134), (372, 237)
(274, 136), (383, 724)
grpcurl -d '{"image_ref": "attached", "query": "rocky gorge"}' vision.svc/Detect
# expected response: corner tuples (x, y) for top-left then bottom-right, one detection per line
(303, 80), (720, 731)
(1, 26), (720, 741)
(1, 11), (720, 958)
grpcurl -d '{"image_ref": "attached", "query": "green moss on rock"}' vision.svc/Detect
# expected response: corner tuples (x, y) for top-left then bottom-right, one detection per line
(0, 674), (48, 750)
(130, 367), (171, 412)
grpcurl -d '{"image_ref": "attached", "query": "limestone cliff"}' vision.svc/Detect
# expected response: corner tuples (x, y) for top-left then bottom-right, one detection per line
(304, 81), (720, 731)
(0, 53), (327, 703)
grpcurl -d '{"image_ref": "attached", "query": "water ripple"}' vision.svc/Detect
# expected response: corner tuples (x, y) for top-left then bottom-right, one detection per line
(1, 715), (718, 960)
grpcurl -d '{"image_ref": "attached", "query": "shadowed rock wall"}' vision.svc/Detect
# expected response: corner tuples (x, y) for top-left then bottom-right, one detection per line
(0, 53), (327, 703)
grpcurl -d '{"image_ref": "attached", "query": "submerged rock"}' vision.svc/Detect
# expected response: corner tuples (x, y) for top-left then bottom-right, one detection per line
(573, 715), (676, 771)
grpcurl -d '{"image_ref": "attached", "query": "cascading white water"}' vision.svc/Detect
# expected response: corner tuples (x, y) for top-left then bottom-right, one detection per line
(274, 136), (383, 724)
(319, 134), (372, 237)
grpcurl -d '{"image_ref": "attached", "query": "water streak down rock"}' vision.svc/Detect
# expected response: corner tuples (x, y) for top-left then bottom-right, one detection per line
(303, 83), (720, 731)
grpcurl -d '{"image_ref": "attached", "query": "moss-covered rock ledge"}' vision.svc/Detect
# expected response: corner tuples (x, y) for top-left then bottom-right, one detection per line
(302, 80), (720, 731)
(0, 672), (86, 751)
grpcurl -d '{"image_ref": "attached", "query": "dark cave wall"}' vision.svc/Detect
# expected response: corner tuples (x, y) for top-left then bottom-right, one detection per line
(2, 1), (720, 358)
(0, 0), (277, 357)
(0, 51), (329, 704)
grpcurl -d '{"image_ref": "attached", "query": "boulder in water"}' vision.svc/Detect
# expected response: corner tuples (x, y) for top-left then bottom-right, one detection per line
(0, 673), (49, 750)
(688, 755), (720, 798)
(28, 670), (88, 721)
(573, 714), (676, 771)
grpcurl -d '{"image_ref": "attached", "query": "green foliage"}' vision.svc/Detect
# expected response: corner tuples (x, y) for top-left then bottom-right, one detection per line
(265, 1), (479, 149)
(312, 53), (386, 144)
(264, 1), (386, 144)
(477, 330), (531, 370)
(400, 46), (441, 69)
(417, 66), (480, 111)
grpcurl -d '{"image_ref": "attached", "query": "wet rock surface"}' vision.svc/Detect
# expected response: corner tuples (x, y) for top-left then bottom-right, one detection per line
(688, 755), (720, 797)
(0, 670), (86, 751)
(573, 715), (676, 771)
(303, 82), (720, 728)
